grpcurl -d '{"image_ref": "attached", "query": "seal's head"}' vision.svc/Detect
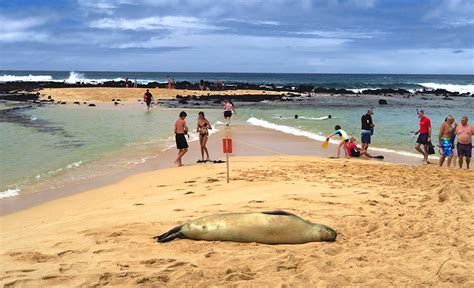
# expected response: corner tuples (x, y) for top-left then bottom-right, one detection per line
(313, 224), (337, 242)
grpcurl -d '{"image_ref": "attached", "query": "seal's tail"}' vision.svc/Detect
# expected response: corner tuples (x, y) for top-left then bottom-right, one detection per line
(153, 225), (184, 243)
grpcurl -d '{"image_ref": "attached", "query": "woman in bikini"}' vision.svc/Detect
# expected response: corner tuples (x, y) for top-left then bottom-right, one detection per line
(197, 111), (212, 162)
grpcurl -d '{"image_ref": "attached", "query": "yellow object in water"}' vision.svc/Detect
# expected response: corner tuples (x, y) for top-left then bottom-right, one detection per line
(322, 140), (329, 149)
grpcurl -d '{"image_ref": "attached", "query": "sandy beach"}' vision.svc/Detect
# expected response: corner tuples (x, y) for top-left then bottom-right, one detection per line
(1, 131), (473, 286)
(37, 87), (295, 103)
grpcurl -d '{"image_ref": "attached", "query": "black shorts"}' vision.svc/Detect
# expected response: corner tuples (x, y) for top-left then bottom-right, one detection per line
(416, 133), (429, 144)
(350, 149), (361, 157)
(146, 100), (152, 107)
(224, 111), (232, 118)
(175, 134), (188, 150)
(457, 143), (472, 157)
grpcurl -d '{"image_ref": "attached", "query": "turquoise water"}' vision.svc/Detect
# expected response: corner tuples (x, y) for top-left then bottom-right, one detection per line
(0, 104), (223, 196)
(1, 97), (472, 198)
(234, 103), (473, 153)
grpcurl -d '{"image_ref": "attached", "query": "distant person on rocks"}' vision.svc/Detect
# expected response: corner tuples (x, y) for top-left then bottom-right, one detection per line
(414, 109), (431, 165)
(216, 79), (223, 91)
(174, 111), (189, 166)
(223, 99), (235, 126)
(326, 125), (350, 158)
(167, 76), (172, 89)
(438, 115), (455, 167)
(134, 78), (138, 88)
(361, 108), (375, 151)
(455, 116), (473, 169)
(171, 78), (175, 89)
(125, 76), (129, 88)
(199, 79), (205, 91)
(143, 89), (153, 110)
(197, 111), (212, 162)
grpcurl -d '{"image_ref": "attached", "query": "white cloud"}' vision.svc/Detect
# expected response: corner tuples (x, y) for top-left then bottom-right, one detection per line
(89, 16), (219, 30)
(293, 29), (382, 39)
(223, 18), (280, 26)
(0, 16), (48, 43)
(112, 32), (350, 49)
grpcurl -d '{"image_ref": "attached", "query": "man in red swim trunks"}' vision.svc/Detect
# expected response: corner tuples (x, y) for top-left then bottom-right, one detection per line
(414, 109), (431, 164)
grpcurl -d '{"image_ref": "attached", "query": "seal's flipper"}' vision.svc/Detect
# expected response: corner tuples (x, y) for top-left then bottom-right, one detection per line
(154, 225), (184, 243)
(261, 210), (296, 216)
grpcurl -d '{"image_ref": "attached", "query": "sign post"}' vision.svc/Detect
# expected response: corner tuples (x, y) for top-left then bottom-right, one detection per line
(222, 138), (233, 183)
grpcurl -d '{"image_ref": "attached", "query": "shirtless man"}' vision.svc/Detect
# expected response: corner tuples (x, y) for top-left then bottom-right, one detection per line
(174, 111), (189, 166)
(455, 116), (474, 169)
(438, 115), (455, 167)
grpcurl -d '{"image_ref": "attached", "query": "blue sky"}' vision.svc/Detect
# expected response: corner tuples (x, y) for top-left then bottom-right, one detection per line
(0, 0), (473, 74)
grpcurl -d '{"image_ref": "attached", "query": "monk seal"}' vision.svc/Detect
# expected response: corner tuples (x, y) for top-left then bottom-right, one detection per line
(154, 211), (336, 244)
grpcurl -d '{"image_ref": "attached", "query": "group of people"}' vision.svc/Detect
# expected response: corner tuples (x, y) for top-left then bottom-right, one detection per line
(324, 107), (472, 169)
(325, 108), (377, 159)
(415, 110), (472, 169)
(173, 100), (236, 166)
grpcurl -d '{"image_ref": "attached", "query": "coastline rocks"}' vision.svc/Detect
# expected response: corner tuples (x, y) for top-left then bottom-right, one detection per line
(379, 99), (388, 105)
(88, 103), (96, 107)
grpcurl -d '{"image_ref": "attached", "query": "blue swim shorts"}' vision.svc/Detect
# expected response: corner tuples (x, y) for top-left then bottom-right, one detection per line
(361, 130), (371, 144)
(441, 138), (453, 157)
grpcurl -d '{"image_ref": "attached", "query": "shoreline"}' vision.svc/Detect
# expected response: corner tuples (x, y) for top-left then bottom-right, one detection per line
(1, 124), (440, 216)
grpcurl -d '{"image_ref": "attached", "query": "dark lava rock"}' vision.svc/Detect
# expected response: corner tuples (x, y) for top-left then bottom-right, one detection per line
(60, 101), (67, 104)
(88, 103), (96, 107)
(178, 99), (189, 104)
(73, 101), (80, 105)
(379, 99), (388, 105)
(114, 101), (119, 105)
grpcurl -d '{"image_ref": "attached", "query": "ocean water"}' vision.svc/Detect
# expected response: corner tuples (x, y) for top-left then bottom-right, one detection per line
(1, 70), (474, 93)
(1, 71), (473, 200)
(0, 104), (222, 198)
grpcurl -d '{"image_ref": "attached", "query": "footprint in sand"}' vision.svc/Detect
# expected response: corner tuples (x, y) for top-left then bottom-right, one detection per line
(184, 191), (195, 195)
(156, 185), (167, 187)
(224, 267), (256, 281)
(173, 208), (184, 212)
(92, 248), (116, 254)
(248, 200), (264, 203)
(8, 251), (57, 263)
(139, 258), (176, 267)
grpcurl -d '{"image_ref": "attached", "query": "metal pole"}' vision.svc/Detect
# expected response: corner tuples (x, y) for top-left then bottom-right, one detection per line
(226, 139), (230, 183)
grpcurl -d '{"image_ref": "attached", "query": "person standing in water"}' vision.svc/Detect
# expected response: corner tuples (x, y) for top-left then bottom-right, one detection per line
(326, 125), (350, 158)
(143, 89), (153, 111)
(438, 115), (455, 167)
(414, 109), (431, 165)
(197, 111), (212, 162)
(223, 99), (235, 126)
(455, 116), (473, 169)
(361, 108), (375, 151)
(174, 111), (189, 166)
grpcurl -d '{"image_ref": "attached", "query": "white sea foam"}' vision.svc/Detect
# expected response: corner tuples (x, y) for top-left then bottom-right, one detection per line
(66, 161), (82, 169)
(65, 71), (85, 84)
(0, 188), (20, 199)
(417, 83), (474, 94)
(247, 117), (435, 159)
(0, 74), (53, 82)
